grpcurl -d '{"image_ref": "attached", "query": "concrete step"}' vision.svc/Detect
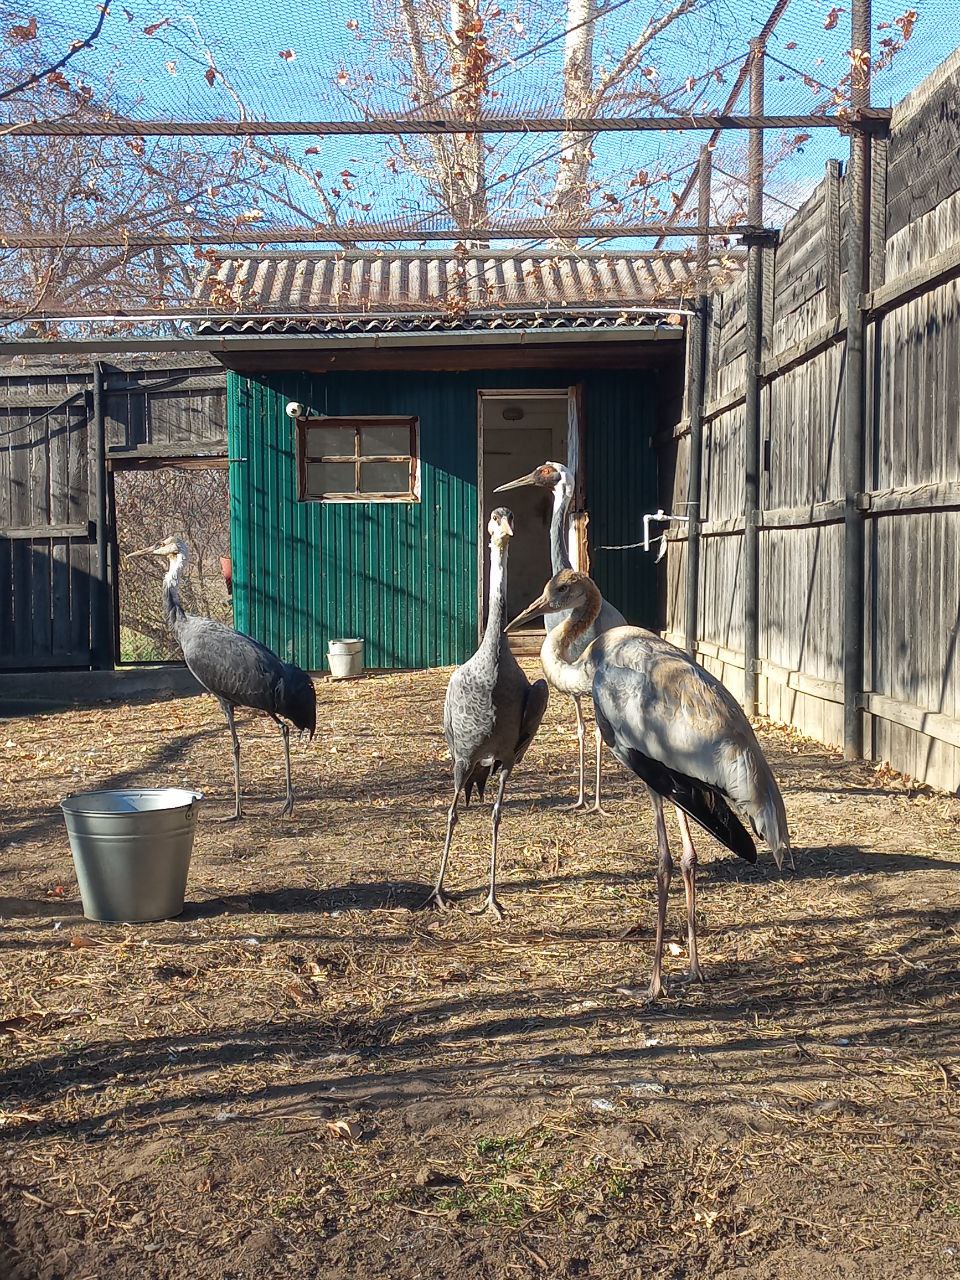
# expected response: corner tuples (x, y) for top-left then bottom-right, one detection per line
(507, 628), (546, 659)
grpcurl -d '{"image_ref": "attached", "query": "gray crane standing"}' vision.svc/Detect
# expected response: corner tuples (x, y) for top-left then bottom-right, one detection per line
(128, 536), (316, 819)
(425, 508), (549, 919)
(509, 569), (792, 999)
(495, 461), (623, 812)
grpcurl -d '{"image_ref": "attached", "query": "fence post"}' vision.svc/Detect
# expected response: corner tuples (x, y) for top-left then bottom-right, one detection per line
(742, 38), (765, 716)
(842, 0), (872, 759)
(825, 159), (842, 318)
(684, 144), (712, 660)
(90, 359), (112, 669)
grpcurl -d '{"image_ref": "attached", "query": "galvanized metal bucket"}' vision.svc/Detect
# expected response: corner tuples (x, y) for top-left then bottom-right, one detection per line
(327, 637), (364, 679)
(60, 788), (202, 922)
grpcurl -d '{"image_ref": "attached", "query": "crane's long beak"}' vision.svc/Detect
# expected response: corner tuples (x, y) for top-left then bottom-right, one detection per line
(494, 468), (541, 494)
(505, 588), (553, 632)
(124, 546), (153, 560)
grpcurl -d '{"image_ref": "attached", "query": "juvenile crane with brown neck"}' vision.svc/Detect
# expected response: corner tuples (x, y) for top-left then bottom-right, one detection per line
(495, 460), (622, 812)
(509, 570), (792, 999)
(128, 536), (316, 819)
(426, 509), (549, 919)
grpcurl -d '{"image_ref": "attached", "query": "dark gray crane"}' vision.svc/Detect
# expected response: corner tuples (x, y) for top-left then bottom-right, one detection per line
(509, 569), (791, 999)
(128, 536), (316, 820)
(425, 508), (549, 920)
(495, 461), (624, 811)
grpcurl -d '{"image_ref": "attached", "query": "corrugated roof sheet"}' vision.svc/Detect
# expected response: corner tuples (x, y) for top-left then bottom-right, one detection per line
(194, 250), (741, 334)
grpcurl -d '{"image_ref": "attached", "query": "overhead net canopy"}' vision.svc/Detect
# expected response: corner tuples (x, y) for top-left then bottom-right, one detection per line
(0, 0), (947, 336)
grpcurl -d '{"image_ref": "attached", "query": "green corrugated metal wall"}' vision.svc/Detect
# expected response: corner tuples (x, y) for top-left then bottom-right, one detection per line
(227, 367), (659, 670)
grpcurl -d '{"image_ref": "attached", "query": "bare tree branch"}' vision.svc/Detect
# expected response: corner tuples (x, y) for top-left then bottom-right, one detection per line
(0, 2), (112, 104)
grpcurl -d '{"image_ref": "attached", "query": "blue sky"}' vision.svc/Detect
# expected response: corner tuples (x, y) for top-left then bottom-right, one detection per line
(4, 0), (958, 243)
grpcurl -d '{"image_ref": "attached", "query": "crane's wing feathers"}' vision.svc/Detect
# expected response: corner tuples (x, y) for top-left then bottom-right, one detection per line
(443, 660), (496, 764)
(514, 678), (549, 764)
(180, 616), (315, 735)
(590, 636), (789, 859)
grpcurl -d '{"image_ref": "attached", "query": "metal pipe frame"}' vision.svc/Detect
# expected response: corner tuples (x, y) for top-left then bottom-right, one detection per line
(683, 145), (712, 659)
(843, 0), (872, 758)
(742, 39), (765, 717)
(4, 111), (890, 139)
(1, 222), (776, 250)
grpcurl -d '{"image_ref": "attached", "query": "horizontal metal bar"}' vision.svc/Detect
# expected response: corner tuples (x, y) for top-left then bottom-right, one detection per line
(5, 111), (890, 139)
(0, 326), (686, 355)
(0, 222), (773, 249)
(2, 309), (691, 328)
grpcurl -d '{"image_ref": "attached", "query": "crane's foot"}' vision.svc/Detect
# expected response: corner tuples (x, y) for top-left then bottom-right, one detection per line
(587, 802), (611, 817)
(421, 887), (455, 912)
(467, 894), (505, 922)
(213, 811), (243, 824)
(279, 797), (295, 818)
(676, 962), (706, 985)
(561, 798), (588, 812)
(645, 975), (664, 1003)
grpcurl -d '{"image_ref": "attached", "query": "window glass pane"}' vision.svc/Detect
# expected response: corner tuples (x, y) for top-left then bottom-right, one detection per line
(360, 461), (410, 494)
(305, 425), (355, 458)
(306, 461), (356, 494)
(361, 425), (409, 456)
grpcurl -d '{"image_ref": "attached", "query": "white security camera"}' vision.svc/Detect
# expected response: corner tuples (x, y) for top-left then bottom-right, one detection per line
(285, 401), (305, 419)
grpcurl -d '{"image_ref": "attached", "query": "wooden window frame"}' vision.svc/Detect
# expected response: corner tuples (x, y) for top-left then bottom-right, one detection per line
(296, 415), (420, 504)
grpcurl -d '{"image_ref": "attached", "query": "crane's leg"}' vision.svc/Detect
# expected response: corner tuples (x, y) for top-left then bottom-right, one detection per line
(468, 768), (509, 921)
(214, 699), (243, 822)
(562, 696), (588, 810)
(271, 715), (294, 817)
(676, 809), (704, 984)
(646, 787), (673, 1001)
(589, 725), (609, 816)
(423, 781), (463, 911)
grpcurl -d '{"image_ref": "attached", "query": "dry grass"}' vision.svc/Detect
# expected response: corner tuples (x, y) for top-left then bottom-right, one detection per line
(2, 663), (960, 1280)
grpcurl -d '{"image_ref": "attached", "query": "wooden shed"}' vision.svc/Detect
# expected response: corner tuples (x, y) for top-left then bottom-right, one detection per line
(198, 249), (706, 669)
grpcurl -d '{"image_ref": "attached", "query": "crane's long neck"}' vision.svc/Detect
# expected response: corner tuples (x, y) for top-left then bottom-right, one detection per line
(480, 538), (509, 662)
(162, 552), (188, 640)
(550, 479), (574, 573)
(539, 590), (601, 696)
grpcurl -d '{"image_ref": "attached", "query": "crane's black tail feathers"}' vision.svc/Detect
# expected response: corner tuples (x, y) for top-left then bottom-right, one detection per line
(464, 763), (491, 807)
(620, 746), (757, 864)
(283, 667), (317, 739)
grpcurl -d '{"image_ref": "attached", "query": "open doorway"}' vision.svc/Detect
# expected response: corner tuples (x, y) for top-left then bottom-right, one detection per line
(111, 460), (232, 663)
(479, 390), (573, 629)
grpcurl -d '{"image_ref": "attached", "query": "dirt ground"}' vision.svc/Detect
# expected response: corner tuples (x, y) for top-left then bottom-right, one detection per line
(2, 663), (960, 1280)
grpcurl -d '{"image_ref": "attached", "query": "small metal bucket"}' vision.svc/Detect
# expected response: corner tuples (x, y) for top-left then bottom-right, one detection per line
(327, 637), (364, 679)
(60, 788), (202, 922)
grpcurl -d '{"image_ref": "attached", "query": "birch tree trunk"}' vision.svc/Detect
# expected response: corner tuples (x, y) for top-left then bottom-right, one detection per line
(552, 0), (598, 227)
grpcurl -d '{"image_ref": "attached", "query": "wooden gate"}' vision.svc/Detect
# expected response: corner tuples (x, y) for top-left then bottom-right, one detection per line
(0, 357), (226, 672)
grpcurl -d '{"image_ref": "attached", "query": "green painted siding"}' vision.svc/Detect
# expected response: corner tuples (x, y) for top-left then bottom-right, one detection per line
(228, 367), (660, 670)
(585, 370), (660, 631)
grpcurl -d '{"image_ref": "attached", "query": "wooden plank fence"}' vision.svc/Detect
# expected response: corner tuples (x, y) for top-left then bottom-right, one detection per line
(660, 47), (960, 792)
